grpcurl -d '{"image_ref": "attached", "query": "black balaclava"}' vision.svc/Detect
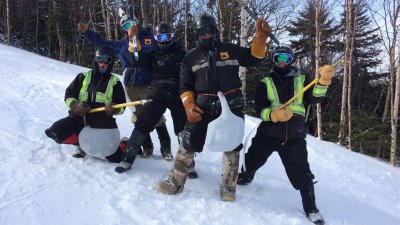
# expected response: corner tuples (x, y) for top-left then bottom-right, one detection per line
(195, 14), (220, 52)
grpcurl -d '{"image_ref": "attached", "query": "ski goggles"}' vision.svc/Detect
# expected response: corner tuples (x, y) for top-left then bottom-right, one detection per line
(95, 55), (112, 64)
(122, 20), (137, 31)
(154, 33), (174, 42)
(273, 53), (294, 64)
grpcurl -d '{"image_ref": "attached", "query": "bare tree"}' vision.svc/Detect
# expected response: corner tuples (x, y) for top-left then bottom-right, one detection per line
(6, 0), (11, 45)
(315, 0), (323, 139)
(239, 0), (249, 101)
(339, 0), (352, 145)
(369, 0), (400, 165)
(100, 0), (112, 40)
(391, 37), (400, 166)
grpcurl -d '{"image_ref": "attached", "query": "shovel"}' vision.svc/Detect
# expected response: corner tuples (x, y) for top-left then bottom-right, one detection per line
(204, 91), (244, 152)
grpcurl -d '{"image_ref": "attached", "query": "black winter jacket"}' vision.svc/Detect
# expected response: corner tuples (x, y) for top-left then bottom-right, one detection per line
(65, 67), (126, 129)
(136, 43), (186, 102)
(180, 42), (262, 110)
(255, 66), (325, 142)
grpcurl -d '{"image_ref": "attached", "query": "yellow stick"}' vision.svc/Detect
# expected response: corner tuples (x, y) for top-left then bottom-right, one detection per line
(281, 59), (344, 108)
(89, 100), (149, 113)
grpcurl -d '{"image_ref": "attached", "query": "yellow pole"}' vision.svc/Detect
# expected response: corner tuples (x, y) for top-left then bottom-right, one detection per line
(89, 100), (149, 113)
(281, 59), (344, 108)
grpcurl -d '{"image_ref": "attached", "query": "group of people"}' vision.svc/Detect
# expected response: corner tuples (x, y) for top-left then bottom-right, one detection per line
(45, 11), (336, 225)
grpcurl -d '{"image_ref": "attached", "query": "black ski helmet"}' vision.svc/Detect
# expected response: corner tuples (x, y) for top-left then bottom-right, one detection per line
(120, 15), (138, 31)
(94, 46), (115, 74)
(155, 22), (174, 50)
(195, 14), (220, 50)
(95, 46), (115, 64)
(272, 45), (294, 56)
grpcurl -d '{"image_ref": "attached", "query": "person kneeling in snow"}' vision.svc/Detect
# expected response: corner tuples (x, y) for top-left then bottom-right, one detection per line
(237, 45), (335, 225)
(45, 46), (128, 163)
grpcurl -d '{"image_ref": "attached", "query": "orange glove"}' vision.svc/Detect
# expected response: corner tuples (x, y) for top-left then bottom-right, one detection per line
(251, 19), (272, 58)
(77, 22), (88, 33)
(128, 25), (142, 52)
(181, 91), (204, 123)
(318, 65), (335, 86)
(270, 106), (293, 123)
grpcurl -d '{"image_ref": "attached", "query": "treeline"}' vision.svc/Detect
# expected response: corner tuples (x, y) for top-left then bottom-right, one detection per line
(1, 0), (399, 165)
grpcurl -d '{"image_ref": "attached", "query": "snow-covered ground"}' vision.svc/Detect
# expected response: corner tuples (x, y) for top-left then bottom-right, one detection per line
(0, 44), (399, 225)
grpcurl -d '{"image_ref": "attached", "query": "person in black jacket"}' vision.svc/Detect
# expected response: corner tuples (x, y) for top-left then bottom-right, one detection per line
(45, 46), (128, 163)
(116, 22), (194, 173)
(154, 14), (272, 202)
(236, 45), (335, 225)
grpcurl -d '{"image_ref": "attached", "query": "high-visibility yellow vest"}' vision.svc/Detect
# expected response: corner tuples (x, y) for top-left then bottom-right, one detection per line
(260, 75), (327, 121)
(66, 70), (120, 109)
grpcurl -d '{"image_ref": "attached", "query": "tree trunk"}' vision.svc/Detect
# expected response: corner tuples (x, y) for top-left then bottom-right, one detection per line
(36, 0), (39, 52)
(217, 0), (224, 41)
(101, 0), (112, 40)
(390, 37), (400, 166)
(239, 0), (249, 102)
(347, 3), (358, 150)
(184, 0), (189, 50)
(141, 0), (149, 27)
(6, 0), (11, 45)
(315, 0), (323, 140)
(339, 0), (351, 145)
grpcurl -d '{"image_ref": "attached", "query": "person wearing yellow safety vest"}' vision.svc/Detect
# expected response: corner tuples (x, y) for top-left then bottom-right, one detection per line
(237, 45), (335, 225)
(45, 46), (127, 163)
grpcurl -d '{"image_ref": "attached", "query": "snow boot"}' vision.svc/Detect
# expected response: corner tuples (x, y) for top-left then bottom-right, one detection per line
(237, 166), (256, 185)
(156, 123), (172, 161)
(219, 151), (240, 202)
(188, 160), (198, 179)
(141, 134), (154, 158)
(155, 144), (194, 195)
(72, 146), (86, 158)
(124, 130), (148, 164)
(301, 183), (324, 225)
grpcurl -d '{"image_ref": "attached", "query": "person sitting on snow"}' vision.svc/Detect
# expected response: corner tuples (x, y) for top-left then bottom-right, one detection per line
(237, 45), (335, 225)
(45, 46), (128, 163)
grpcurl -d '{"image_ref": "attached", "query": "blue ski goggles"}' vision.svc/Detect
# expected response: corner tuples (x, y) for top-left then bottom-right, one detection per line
(273, 53), (294, 64)
(122, 20), (137, 31)
(154, 33), (174, 42)
(95, 55), (112, 64)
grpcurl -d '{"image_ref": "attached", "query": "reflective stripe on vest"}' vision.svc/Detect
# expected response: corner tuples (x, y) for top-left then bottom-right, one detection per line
(78, 70), (119, 105)
(261, 75), (306, 118)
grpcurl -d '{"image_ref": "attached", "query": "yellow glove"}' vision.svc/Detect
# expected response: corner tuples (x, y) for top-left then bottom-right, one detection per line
(128, 25), (142, 52)
(77, 22), (88, 33)
(270, 107), (293, 123)
(251, 19), (272, 58)
(181, 91), (204, 123)
(319, 65), (335, 86)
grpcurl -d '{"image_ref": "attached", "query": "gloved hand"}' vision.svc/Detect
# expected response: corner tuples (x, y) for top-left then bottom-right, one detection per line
(270, 106), (293, 123)
(77, 22), (88, 33)
(251, 18), (272, 58)
(71, 102), (91, 117)
(181, 91), (204, 123)
(105, 104), (119, 116)
(128, 25), (142, 52)
(318, 65), (335, 85)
